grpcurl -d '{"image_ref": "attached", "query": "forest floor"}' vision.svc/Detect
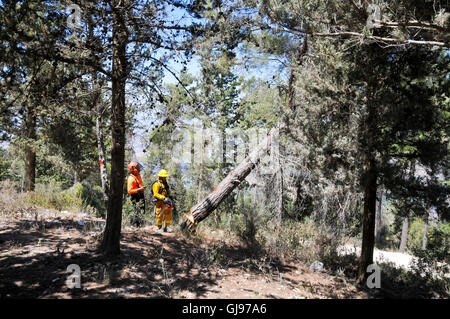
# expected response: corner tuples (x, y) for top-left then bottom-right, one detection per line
(0, 207), (426, 299)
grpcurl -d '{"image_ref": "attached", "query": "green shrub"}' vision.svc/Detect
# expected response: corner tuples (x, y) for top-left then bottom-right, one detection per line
(408, 217), (425, 252)
(78, 182), (106, 217)
(232, 208), (262, 252)
(379, 256), (450, 298)
(422, 222), (450, 264)
(122, 197), (135, 226)
(261, 219), (319, 261)
(204, 241), (228, 265)
(0, 180), (28, 216)
(22, 180), (81, 211)
(122, 194), (156, 226)
(4, 180), (106, 216)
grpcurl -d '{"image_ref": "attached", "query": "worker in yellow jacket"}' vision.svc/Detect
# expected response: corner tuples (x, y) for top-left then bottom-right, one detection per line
(127, 161), (146, 227)
(152, 169), (173, 232)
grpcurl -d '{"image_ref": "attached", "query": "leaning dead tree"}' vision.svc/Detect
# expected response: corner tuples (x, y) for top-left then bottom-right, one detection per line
(180, 125), (279, 232)
(180, 38), (308, 232)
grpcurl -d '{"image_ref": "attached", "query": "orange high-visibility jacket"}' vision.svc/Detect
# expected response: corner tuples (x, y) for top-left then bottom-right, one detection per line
(127, 173), (144, 194)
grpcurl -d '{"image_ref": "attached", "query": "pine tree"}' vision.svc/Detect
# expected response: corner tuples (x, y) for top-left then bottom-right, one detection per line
(181, 0), (449, 283)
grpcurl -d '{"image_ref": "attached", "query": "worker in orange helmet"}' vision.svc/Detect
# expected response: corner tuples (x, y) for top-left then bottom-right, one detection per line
(127, 161), (146, 227)
(152, 169), (173, 232)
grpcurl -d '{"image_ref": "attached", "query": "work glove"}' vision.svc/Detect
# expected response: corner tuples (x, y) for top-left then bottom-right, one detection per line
(164, 197), (172, 205)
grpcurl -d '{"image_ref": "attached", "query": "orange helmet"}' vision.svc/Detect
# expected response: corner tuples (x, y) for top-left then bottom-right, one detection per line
(128, 161), (143, 175)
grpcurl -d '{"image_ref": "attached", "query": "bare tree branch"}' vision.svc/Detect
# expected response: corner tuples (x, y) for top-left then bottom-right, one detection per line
(311, 31), (448, 47)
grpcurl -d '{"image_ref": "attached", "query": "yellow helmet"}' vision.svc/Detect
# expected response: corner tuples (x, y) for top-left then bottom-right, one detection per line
(158, 169), (169, 177)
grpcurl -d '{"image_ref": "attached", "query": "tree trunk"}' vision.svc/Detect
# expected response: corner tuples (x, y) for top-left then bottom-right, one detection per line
(226, 188), (239, 228)
(358, 158), (377, 284)
(21, 173), (25, 193)
(399, 160), (415, 253)
(276, 158), (284, 227)
(226, 209), (233, 228)
(422, 216), (429, 250)
(100, 0), (128, 256)
(94, 72), (109, 204)
(24, 145), (36, 192)
(24, 106), (36, 192)
(288, 37), (306, 110)
(96, 109), (109, 202)
(275, 121), (284, 227)
(288, 69), (296, 110)
(197, 122), (205, 203)
(399, 217), (409, 253)
(89, 16), (109, 204)
(357, 68), (379, 284)
(180, 126), (277, 231)
(375, 185), (383, 245)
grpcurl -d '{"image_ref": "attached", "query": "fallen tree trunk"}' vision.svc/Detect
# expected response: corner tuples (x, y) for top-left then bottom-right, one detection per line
(180, 125), (279, 232)
(180, 38), (307, 233)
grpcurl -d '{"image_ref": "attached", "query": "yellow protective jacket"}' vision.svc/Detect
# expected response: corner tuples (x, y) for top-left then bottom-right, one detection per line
(127, 173), (144, 195)
(152, 178), (170, 201)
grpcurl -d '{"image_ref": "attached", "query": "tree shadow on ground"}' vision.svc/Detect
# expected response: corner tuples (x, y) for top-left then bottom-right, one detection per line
(5, 217), (441, 299)
(0, 219), (223, 298)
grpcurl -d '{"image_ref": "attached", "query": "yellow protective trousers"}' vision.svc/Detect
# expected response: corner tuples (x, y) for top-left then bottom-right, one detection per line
(154, 201), (172, 227)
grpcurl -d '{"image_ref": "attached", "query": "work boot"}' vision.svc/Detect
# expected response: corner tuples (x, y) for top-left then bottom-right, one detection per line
(157, 225), (163, 232)
(163, 226), (173, 233)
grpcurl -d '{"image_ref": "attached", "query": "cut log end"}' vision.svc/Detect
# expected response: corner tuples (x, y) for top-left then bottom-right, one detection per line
(179, 212), (198, 235)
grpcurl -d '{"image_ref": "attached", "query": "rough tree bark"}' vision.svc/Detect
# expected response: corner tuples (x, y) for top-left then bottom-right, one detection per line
(24, 145), (36, 191)
(375, 185), (383, 245)
(358, 158), (378, 284)
(422, 212), (429, 250)
(99, 0), (128, 256)
(357, 70), (380, 284)
(399, 160), (415, 253)
(399, 217), (409, 253)
(96, 105), (109, 202)
(24, 106), (36, 192)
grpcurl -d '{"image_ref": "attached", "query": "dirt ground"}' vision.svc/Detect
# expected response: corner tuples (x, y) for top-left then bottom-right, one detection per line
(0, 208), (369, 299)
